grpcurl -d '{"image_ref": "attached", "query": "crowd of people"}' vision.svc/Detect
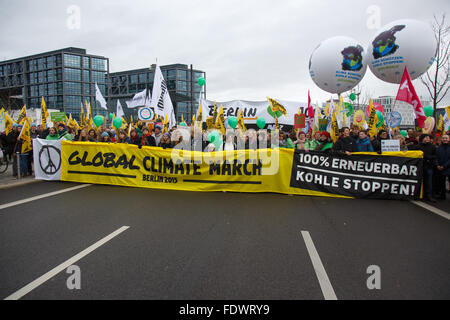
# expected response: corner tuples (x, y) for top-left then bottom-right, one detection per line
(1, 121), (449, 202)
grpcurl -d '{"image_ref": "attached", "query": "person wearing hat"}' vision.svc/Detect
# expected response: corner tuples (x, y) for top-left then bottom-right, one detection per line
(315, 131), (333, 153)
(152, 125), (163, 146)
(409, 134), (437, 202)
(159, 133), (173, 149)
(57, 123), (73, 141)
(100, 131), (112, 143)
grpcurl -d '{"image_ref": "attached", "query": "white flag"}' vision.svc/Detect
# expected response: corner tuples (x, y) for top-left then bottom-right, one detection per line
(150, 65), (176, 128)
(117, 100), (125, 118)
(126, 89), (151, 109)
(95, 83), (108, 110)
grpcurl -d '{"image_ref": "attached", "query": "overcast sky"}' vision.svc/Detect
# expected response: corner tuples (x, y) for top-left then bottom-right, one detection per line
(1, 0), (448, 105)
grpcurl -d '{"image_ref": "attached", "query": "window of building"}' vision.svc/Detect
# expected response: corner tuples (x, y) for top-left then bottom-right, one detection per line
(167, 80), (176, 90)
(138, 73), (147, 83)
(83, 83), (90, 95)
(167, 70), (176, 80)
(177, 70), (187, 80)
(64, 82), (82, 95)
(129, 74), (138, 84)
(91, 58), (106, 71)
(64, 68), (81, 81)
(83, 57), (90, 68)
(177, 81), (187, 91)
(92, 71), (106, 83)
(64, 54), (81, 68)
(83, 70), (90, 82)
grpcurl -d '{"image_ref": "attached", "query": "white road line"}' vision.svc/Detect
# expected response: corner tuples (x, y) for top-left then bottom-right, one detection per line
(0, 184), (92, 211)
(301, 231), (338, 300)
(4, 226), (130, 300)
(410, 201), (450, 221)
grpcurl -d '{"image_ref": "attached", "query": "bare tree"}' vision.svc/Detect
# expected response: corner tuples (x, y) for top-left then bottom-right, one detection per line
(421, 14), (450, 115)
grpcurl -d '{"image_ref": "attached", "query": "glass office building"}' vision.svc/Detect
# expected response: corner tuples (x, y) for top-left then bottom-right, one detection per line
(108, 64), (206, 122)
(0, 47), (109, 121)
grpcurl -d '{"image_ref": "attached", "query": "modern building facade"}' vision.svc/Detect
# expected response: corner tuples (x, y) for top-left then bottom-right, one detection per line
(108, 64), (206, 123)
(0, 47), (109, 120)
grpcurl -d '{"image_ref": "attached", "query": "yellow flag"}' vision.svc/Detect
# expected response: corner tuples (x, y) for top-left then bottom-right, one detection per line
(437, 114), (444, 132)
(163, 114), (169, 134)
(3, 109), (14, 135)
(267, 97), (287, 116)
(215, 105), (226, 135)
(330, 109), (340, 144)
(80, 103), (85, 128)
(19, 119), (32, 153)
(192, 115), (196, 126)
(40, 97), (49, 130)
(237, 109), (246, 131)
(212, 102), (218, 124)
(368, 99), (378, 138)
(206, 117), (215, 130)
(17, 105), (27, 124)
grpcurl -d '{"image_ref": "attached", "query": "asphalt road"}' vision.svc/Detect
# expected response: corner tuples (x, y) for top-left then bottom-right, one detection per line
(0, 181), (449, 300)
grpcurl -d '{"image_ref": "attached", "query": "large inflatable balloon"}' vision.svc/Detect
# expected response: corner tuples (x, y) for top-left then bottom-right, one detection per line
(367, 19), (437, 84)
(309, 36), (368, 94)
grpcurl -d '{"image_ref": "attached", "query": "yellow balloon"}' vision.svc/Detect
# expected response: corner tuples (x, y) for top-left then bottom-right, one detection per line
(353, 110), (365, 125)
(423, 117), (435, 134)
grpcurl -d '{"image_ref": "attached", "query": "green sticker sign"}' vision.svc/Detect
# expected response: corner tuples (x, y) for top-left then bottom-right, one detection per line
(51, 112), (66, 122)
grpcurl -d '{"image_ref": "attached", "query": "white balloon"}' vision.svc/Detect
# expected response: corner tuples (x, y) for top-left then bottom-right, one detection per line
(367, 19), (437, 84)
(309, 36), (368, 94)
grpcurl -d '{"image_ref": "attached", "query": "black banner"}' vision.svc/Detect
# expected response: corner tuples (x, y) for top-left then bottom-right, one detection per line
(290, 150), (423, 200)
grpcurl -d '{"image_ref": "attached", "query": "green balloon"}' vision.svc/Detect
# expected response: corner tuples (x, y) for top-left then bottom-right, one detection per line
(256, 117), (266, 129)
(401, 130), (407, 138)
(344, 103), (354, 117)
(93, 115), (104, 127)
(350, 93), (356, 101)
(227, 116), (238, 129)
(376, 111), (384, 128)
(198, 77), (206, 87)
(179, 122), (187, 126)
(208, 131), (220, 143)
(213, 138), (223, 150)
(113, 117), (122, 130)
(109, 113), (114, 120)
(424, 105), (434, 117)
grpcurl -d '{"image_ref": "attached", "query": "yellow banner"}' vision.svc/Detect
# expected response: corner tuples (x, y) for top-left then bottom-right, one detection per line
(60, 142), (345, 198)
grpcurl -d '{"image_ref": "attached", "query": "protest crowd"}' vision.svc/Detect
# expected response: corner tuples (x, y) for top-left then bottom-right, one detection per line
(1, 114), (449, 203)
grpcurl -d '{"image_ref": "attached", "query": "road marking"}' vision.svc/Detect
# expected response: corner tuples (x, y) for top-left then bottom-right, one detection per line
(4, 226), (130, 300)
(301, 231), (338, 300)
(410, 201), (450, 221)
(0, 184), (92, 211)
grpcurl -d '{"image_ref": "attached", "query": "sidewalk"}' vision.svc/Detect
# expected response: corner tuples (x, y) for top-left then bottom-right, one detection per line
(0, 164), (39, 190)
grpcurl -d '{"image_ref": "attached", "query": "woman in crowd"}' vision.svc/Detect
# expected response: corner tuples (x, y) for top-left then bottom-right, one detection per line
(141, 127), (156, 147)
(88, 129), (97, 142)
(355, 130), (374, 152)
(100, 132), (112, 143)
(129, 129), (141, 147)
(116, 130), (130, 144)
(159, 133), (173, 149)
(77, 128), (89, 142)
(296, 132), (308, 151)
(315, 131), (333, 153)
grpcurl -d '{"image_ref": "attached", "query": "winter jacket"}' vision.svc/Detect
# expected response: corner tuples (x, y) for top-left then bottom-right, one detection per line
(436, 143), (450, 175)
(305, 139), (319, 151)
(356, 137), (374, 152)
(141, 134), (156, 147)
(46, 133), (60, 140)
(409, 142), (437, 169)
(333, 136), (357, 153)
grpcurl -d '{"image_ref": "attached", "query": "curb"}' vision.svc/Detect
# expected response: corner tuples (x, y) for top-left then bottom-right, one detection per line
(0, 178), (40, 190)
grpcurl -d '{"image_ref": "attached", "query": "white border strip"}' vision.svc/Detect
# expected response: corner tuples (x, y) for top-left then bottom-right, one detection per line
(4, 226), (130, 300)
(301, 231), (338, 300)
(0, 184), (92, 211)
(410, 201), (450, 221)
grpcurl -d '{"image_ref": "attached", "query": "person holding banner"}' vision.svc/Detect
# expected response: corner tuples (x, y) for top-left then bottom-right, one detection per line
(159, 133), (173, 149)
(333, 127), (357, 155)
(141, 127), (156, 147)
(88, 129), (98, 142)
(46, 127), (60, 141)
(77, 128), (89, 142)
(152, 125), (163, 146)
(435, 135), (450, 200)
(116, 130), (130, 144)
(315, 132), (333, 153)
(355, 130), (374, 152)
(409, 134), (437, 202)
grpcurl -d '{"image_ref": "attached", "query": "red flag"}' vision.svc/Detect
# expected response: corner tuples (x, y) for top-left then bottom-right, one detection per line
(396, 67), (426, 128)
(307, 91), (314, 133)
